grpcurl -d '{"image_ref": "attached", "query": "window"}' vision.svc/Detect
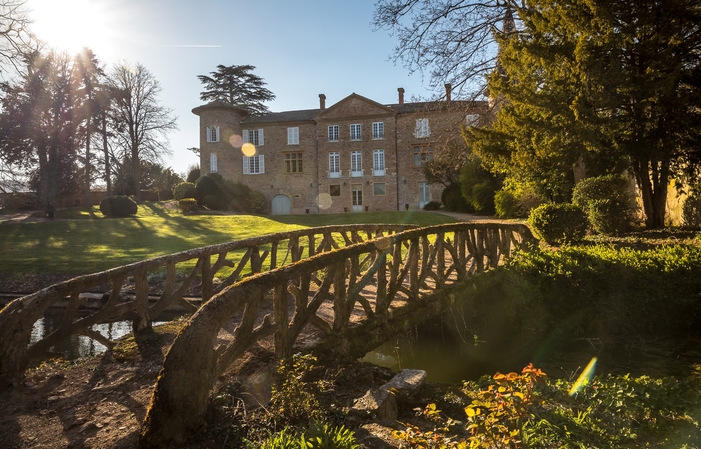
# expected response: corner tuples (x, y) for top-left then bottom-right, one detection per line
(415, 118), (430, 138)
(329, 152), (340, 178)
(414, 146), (433, 166)
(373, 183), (386, 196)
(373, 149), (385, 176)
(210, 153), (217, 173)
(287, 127), (299, 145)
(465, 114), (480, 126)
(350, 150), (362, 177)
(372, 122), (384, 139)
(330, 185), (341, 196)
(285, 152), (303, 173)
(328, 125), (339, 142)
(243, 129), (264, 146)
(243, 155), (265, 174)
(350, 124), (361, 141)
(206, 126), (220, 143)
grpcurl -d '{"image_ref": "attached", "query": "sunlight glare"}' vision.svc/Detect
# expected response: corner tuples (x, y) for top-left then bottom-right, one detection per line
(569, 357), (597, 396)
(241, 143), (256, 157)
(28, 0), (115, 56)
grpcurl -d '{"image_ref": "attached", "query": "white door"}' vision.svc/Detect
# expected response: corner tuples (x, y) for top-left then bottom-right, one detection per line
(418, 182), (431, 208)
(351, 184), (363, 212)
(271, 195), (290, 215)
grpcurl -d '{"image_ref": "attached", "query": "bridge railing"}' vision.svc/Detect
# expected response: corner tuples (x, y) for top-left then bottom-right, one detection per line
(139, 222), (536, 447)
(0, 224), (412, 387)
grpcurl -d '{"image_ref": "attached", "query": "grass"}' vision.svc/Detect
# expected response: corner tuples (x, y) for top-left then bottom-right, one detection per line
(0, 202), (458, 275)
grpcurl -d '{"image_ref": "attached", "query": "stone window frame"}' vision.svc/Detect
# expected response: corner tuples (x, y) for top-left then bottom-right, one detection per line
(206, 126), (220, 143)
(414, 118), (430, 138)
(328, 152), (340, 178)
(350, 123), (362, 141)
(210, 153), (218, 173)
(328, 125), (339, 142)
(329, 184), (341, 197)
(413, 145), (433, 166)
(373, 182), (386, 196)
(372, 122), (384, 139)
(284, 152), (304, 173)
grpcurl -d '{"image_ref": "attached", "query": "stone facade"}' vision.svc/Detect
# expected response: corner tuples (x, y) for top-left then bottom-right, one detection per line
(193, 89), (488, 214)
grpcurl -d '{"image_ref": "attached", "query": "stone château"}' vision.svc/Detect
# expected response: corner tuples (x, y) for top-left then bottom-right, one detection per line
(194, 85), (487, 214)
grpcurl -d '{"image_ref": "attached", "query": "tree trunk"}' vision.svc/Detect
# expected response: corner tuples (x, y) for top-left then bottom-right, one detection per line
(102, 118), (112, 197)
(634, 158), (668, 229)
(84, 116), (92, 207)
(132, 144), (141, 202)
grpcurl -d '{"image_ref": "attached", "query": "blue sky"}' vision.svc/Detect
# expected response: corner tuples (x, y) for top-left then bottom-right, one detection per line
(25, 0), (438, 176)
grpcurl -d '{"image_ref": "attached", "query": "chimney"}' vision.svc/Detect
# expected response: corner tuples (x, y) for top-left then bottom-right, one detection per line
(398, 87), (405, 105)
(445, 83), (452, 102)
(319, 94), (326, 110)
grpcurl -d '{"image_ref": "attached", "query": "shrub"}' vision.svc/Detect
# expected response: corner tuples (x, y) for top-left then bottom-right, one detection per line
(178, 198), (197, 214)
(441, 183), (472, 212)
(572, 174), (635, 235)
(172, 182), (197, 201)
(195, 173), (224, 199)
(528, 203), (588, 245)
(683, 183), (701, 227)
(99, 196), (137, 217)
(460, 157), (500, 214)
(186, 167), (200, 183)
(423, 200), (442, 211)
(248, 190), (268, 214)
(200, 194), (222, 210)
(494, 189), (520, 218)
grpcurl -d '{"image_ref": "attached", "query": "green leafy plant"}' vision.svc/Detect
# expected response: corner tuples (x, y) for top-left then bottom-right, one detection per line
(270, 353), (324, 425)
(178, 198), (197, 213)
(99, 195), (138, 217)
(527, 203), (588, 245)
(172, 181), (197, 201)
(572, 174), (635, 235)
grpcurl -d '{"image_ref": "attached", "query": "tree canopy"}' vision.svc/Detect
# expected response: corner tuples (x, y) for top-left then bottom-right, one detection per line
(469, 0), (701, 228)
(197, 64), (275, 115)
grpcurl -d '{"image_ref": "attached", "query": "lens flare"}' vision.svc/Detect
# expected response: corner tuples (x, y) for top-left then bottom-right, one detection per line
(316, 193), (332, 210)
(374, 237), (391, 250)
(241, 143), (256, 157)
(569, 357), (597, 396)
(229, 134), (243, 148)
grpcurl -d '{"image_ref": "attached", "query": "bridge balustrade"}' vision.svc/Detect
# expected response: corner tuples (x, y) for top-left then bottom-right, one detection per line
(139, 222), (536, 447)
(0, 224), (410, 387)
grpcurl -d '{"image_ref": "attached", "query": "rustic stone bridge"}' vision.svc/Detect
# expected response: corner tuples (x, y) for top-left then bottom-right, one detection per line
(0, 222), (536, 447)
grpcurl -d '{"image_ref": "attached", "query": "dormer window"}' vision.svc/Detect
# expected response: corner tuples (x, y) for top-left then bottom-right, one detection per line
(206, 126), (220, 143)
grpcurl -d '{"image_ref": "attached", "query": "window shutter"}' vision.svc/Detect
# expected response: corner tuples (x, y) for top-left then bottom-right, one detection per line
(259, 129), (264, 146)
(215, 126), (220, 142)
(243, 156), (250, 174)
(425, 119), (431, 136)
(206, 127), (211, 143)
(243, 130), (249, 144)
(259, 155), (265, 173)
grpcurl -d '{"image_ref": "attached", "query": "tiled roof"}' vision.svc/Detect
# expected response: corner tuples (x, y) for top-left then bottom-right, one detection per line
(242, 109), (320, 124)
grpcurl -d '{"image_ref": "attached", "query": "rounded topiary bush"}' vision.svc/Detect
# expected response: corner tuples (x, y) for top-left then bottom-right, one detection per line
(100, 196), (138, 217)
(179, 198), (197, 214)
(441, 183), (472, 212)
(528, 203), (588, 245)
(423, 200), (442, 211)
(248, 190), (268, 214)
(572, 174), (634, 235)
(195, 174), (223, 198)
(172, 182), (197, 201)
(494, 189), (519, 218)
(200, 194), (223, 210)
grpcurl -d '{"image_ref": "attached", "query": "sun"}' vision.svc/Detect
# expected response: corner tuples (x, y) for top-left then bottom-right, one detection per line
(27, 0), (116, 57)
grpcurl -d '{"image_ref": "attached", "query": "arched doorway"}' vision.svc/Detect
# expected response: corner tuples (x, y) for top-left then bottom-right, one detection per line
(271, 194), (291, 215)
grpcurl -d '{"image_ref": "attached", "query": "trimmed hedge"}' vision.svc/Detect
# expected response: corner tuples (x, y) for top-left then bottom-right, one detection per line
(572, 174), (634, 235)
(528, 203), (588, 245)
(172, 182), (197, 201)
(99, 196), (138, 217)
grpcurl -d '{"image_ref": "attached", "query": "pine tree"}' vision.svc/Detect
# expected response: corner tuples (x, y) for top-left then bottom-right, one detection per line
(197, 64), (275, 115)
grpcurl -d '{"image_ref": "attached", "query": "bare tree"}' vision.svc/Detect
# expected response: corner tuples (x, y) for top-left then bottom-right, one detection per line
(372, 0), (521, 98)
(0, 0), (35, 74)
(107, 62), (177, 202)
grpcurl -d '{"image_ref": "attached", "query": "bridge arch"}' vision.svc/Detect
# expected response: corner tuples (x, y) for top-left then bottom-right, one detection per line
(139, 222), (536, 447)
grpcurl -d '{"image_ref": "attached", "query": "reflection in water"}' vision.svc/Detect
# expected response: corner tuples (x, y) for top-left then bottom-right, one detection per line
(30, 311), (166, 360)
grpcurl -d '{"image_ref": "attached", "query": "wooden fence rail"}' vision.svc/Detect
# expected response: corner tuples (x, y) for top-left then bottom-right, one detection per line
(139, 222), (536, 447)
(0, 224), (411, 387)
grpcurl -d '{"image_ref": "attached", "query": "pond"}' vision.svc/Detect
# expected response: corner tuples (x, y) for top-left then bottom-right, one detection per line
(30, 310), (172, 360)
(361, 312), (701, 383)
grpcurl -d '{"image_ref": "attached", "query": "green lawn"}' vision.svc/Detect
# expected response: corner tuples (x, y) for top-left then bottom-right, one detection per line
(0, 202), (458, 275)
